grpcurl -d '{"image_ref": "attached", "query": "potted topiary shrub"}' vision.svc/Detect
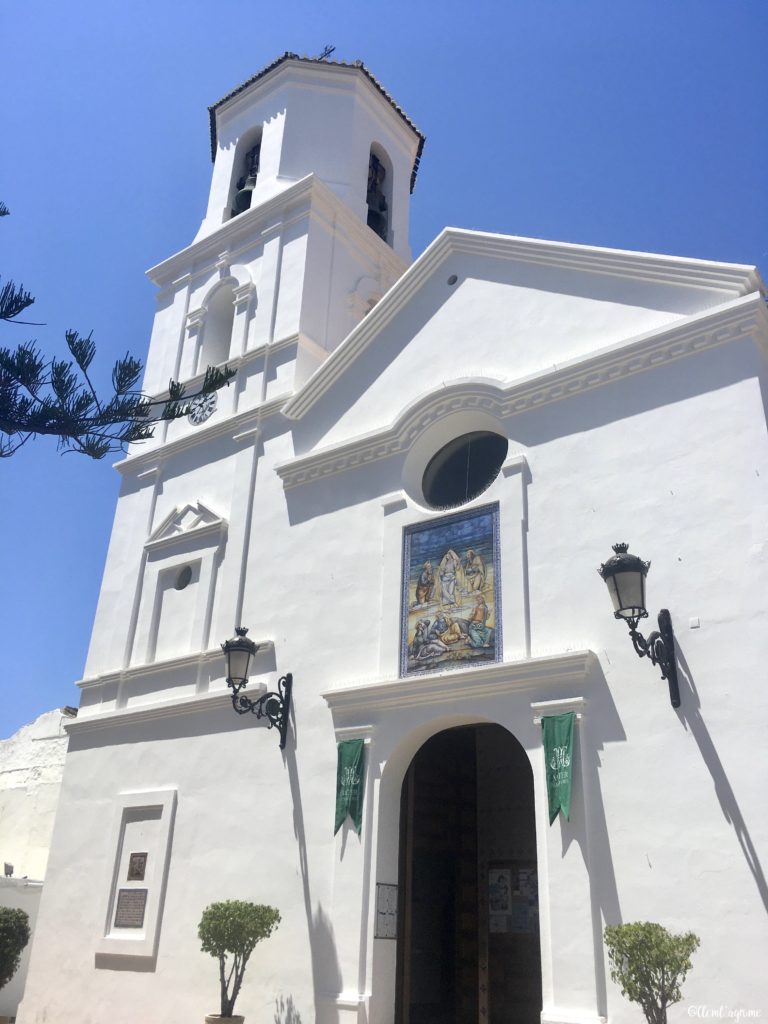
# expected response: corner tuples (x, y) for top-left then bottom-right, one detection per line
(604, 921), (700, 1024)
(198, 899), (280, 1023)
(0, 906), (31, 1023)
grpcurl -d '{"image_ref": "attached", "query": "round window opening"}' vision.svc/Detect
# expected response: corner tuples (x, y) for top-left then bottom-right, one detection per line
(422, 431), (508, 509)
(175, 565), (193, 591)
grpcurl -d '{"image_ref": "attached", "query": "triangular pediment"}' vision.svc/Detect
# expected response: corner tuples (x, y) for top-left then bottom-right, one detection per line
(146, 502), (227, 550)
(284, 229), (762, 453)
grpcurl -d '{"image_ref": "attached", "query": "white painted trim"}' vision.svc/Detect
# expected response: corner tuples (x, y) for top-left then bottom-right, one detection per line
(114, 392), (291, 476)
(283, 227), (764, 420)
(334, 724), (375, 741)
(68, 683), (268, 733)
(144, 502), (227, 553)
(276, 294), (767, 487)
(79, 649), (272, 693)
(95, 789), (177, 960)
(322, 651), (596, 713)
(76, 642), (273, 690)
(147, 175), (404, 288)
(531, 696), (586, 724)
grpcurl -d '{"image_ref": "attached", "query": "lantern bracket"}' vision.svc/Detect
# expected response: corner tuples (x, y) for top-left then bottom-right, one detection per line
(624, 608), (680, 709)
(228, 673), (293, 749)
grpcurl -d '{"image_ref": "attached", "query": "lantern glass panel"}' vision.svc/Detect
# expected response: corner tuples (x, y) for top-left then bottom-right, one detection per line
(612, 569), (646, 618)
(227, 645), (252, 685)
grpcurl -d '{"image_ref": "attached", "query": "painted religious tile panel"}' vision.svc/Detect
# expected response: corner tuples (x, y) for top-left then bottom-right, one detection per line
(401, 504), (502, 676)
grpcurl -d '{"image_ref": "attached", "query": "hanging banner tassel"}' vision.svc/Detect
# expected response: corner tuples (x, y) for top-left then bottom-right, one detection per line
(334, 739), (365, 835)
(542, 712), (575, 824)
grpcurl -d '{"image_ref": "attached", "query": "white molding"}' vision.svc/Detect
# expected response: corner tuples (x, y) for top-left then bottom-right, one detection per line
(75, 642), (273, 691)
(144, 501), (227, 553)
(321, 651), (596, 713)
(275, 294), (767, 488)
(283, 227), (764, 421)
(531, 695), (586, 724)
(147, 175), (404, 288)
(114, 391), (292, 476)
(501, 453), (529, 477)
(334, 724), (375, 741)
(95, 788), (177, 960)
(67, 682), (268, 734)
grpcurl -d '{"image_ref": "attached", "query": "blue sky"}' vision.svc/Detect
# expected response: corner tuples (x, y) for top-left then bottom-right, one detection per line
(1, 0), (766, 737)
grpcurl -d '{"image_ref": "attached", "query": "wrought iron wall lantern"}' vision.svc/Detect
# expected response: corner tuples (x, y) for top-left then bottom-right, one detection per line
(598, 543), (681, 708)
(221, 627), (293, 748)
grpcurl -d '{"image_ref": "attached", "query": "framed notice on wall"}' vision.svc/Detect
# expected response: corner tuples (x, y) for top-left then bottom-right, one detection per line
(400, 503), (502, 677)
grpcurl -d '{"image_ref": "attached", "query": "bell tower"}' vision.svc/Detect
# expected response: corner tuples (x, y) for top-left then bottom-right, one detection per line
(138, 54), (424, 410)
(78, 55), (424, 684)
(196, 53), (423, 261)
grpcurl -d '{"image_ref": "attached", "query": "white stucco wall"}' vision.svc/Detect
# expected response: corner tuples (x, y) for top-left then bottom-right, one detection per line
(17, 59), (768, 1024)
(0, 709), (71, 881)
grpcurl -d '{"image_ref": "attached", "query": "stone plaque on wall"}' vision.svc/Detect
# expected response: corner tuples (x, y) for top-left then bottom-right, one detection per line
(127, 852), (147, 881)
(114, 888), (148, 928)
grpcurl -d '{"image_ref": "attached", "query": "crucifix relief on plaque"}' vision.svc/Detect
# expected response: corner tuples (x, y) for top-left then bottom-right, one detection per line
(127, 852), (148, 881)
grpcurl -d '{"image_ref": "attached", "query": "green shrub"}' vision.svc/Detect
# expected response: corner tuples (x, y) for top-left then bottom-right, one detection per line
(604, 921), (700, 1024)
(199, 900), (280, 1019)
(0, 907), (30, 990)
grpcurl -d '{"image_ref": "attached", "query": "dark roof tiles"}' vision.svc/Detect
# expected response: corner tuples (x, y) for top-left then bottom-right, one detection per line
(208, 52), (425, 192)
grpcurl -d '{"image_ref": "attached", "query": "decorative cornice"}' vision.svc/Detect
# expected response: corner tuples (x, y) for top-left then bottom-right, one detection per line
(76, 642), (273, 690)
(321, 651), (597, 714)
(531, 696), (586, 724)
(114, 389), (293, 476)
(146, 176), (315, 285)
(276, 294), (766, 489)
(146, 176), (404, 288)
(66, 688), (268, 734)
(284, 228), (764, 420)
(144, 517), (227, 554)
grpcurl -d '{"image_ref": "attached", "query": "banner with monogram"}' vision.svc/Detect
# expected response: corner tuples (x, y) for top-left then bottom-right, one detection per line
(334, 739), (365, 835)
(542, 712), (574, 824)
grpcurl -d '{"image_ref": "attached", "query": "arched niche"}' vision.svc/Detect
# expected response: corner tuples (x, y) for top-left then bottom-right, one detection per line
(198, 280), (236, 371)
(367, 143), (394, 245)
(228, 125), (263, 220)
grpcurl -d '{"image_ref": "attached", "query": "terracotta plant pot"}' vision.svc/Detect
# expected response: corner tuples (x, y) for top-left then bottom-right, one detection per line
(205, 1016), (244, 1024)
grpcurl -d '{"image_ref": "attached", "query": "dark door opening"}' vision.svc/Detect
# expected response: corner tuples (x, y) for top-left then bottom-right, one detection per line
(396, 725), (542, 1024)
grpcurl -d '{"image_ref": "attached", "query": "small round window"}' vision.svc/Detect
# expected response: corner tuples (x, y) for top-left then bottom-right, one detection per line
(422, 431), (508, 509)
(175, 565), (193, 591)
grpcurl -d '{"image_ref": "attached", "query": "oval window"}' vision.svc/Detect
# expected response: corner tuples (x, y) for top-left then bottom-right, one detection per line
(422, 431), (508, 509)
(175, 565), (193, 591)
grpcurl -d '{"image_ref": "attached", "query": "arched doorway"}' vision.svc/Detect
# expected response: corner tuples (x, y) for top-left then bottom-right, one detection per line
(395, 724), (541, 1024)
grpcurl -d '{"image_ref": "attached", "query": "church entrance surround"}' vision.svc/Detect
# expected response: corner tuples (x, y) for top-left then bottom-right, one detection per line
(395, 724), (542, 1024)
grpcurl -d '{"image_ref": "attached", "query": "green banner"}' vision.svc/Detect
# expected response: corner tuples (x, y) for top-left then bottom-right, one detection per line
(542, 712), (575, 824)
(335, 739), (365, 835)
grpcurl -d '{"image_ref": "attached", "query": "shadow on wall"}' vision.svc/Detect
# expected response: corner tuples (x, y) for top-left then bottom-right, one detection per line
(284, 723), (341, 1024)
(555, 659), (625, 1020)
(275, 993), (303, 1024)
(675, 642), (768, 915)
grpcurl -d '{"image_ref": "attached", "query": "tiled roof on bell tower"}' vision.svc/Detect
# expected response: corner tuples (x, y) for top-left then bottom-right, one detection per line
(208, 51), (426, 192)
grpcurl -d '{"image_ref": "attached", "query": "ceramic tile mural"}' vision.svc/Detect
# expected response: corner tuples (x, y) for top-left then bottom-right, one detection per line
(401, 504), (502, 676)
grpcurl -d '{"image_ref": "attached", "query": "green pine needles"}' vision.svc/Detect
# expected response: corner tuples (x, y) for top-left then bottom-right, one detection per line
(1, 202), (235, 459)
(604, 921), (700, 1024)
(199, 900), (280, 1019)
(0, 907), (30, 991)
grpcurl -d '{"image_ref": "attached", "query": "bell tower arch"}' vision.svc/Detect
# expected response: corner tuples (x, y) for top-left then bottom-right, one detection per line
(197, 53), (424, 262)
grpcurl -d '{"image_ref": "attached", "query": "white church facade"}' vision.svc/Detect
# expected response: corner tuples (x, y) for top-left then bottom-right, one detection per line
(17, 54), (768, 1024)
